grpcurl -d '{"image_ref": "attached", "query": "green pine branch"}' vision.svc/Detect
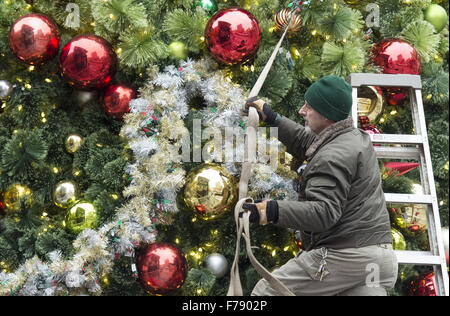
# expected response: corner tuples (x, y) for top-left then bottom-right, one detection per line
(119, 27), (169, 70)
(317, 6), (364, 41)
(1, 131), (48, 178)
(162, 8), (209, 54)
(91, 0), (148, 34)
(321, 40), (365, 77)
(401, 20), (440, 63)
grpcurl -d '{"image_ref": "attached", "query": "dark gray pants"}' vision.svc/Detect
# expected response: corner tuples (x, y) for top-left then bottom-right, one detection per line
(251, 244), (398, 296)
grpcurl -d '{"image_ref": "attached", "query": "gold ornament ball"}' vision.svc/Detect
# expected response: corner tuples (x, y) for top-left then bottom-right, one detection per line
(274, 8), (302, 35)
(53, 181), (78, 208)
(64, 201), (98, 234)
(184, 164), (238, 220)
(3, 184), (32, 212)
(394, 215), (407, 229)
(65, 134), (83, 154)
(289, 45), (301, 60)
(357, 86), (383, 123)
(168, 41), (188, 60)
(391, 228), (406, 251)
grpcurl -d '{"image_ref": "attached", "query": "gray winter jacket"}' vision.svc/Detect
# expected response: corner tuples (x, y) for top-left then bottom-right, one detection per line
(275, 116), (392, 250)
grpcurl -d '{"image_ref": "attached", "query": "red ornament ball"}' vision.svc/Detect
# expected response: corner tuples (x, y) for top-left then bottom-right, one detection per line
(60, 34), (117, 91)
(137, 242), (188, 295)
(9, 14), (60, 65)
(372, 38), (421, 75)
(372, 39), (420, 106)
(205, 7), (262, 65)
(382, 87), (409, 106)
(408, 272), (437, 296)
(359, 116), (381, 146)
(101, 84), (136, 120)
(359, 116), (380, 134)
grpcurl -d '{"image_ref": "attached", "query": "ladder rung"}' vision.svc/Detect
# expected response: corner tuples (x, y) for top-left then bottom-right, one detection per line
(385, 193), (433, 204)
(370, 134), (424, 145)
(347, 73), (422, 88)
(395, 250), (442, 265)
(374, 146), (420, 159)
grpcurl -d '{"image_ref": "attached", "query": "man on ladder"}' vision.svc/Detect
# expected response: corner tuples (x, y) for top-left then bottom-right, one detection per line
(242, 75), (398, 296)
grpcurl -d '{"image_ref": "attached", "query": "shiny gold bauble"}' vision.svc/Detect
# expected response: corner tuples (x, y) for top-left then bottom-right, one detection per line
(65, 134), (83, 154)
(274, 8), (302, 35)
(394, 215), (407, 229)
(357, 86), (383, 123)
(391, 228), (407, 251)
(53, 180), (78, 208)
(64, 201), (98, 234)
(184, 164), (238, 220)
(3, 184), (32, 212)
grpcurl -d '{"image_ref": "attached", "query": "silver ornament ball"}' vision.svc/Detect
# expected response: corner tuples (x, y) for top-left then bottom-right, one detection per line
(0, 80), (14, 99)
(53, 180), (78, 208)
(73, 90), (98, 105)
(206, 253), (228, 278)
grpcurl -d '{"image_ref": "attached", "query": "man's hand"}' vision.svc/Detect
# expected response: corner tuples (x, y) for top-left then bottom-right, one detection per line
(242, 200), (279, 225)
(242, 97), (279, 125)
(242, 96), (267, 121)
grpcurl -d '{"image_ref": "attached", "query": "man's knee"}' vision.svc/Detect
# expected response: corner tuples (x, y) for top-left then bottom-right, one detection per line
(251, 279), (273, 296)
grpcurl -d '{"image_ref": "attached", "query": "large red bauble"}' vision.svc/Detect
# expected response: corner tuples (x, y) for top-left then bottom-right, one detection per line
(101, 84), (136, 120)
(59, 34), (117, 91)
(372, 38), (421, 75)
(9, 14), (60, 65)
(136, 242), (188, 295)
(205, 7), (262, 65)
(372, 39), (420, 106)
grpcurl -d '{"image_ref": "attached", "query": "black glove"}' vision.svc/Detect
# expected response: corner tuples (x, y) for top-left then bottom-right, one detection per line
(243, 97), (279, 125)
(241, 200), (279, 225)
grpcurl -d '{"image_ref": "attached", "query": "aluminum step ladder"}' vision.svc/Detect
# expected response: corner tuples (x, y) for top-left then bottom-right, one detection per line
(347, 73), (449, 296)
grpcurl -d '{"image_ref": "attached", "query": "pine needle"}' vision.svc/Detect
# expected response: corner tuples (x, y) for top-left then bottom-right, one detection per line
(321, 41), (365, 77)
(92, 0), (148, 34)
(401, 20), (440, 63)
(1, 131), (48, 178)
(119, 28), (169, 69)
(162, 8), (209, 53)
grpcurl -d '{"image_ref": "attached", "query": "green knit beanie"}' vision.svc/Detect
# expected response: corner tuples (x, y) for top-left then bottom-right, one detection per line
(304, 75), (353, 122)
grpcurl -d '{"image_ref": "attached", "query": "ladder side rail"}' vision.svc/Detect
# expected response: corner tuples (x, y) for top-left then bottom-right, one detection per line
(410, 88), (449, 296)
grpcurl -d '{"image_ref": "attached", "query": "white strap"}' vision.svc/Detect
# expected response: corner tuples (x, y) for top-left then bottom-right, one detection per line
(227, 10), (297, 296)
(227, 198), (295, 296)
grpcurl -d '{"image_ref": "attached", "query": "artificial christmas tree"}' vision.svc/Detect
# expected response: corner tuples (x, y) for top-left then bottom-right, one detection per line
(0, 0), (448, 297)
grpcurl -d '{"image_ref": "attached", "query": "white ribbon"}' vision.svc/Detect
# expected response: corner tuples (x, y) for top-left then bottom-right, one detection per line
(227, 9), (297, 297)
